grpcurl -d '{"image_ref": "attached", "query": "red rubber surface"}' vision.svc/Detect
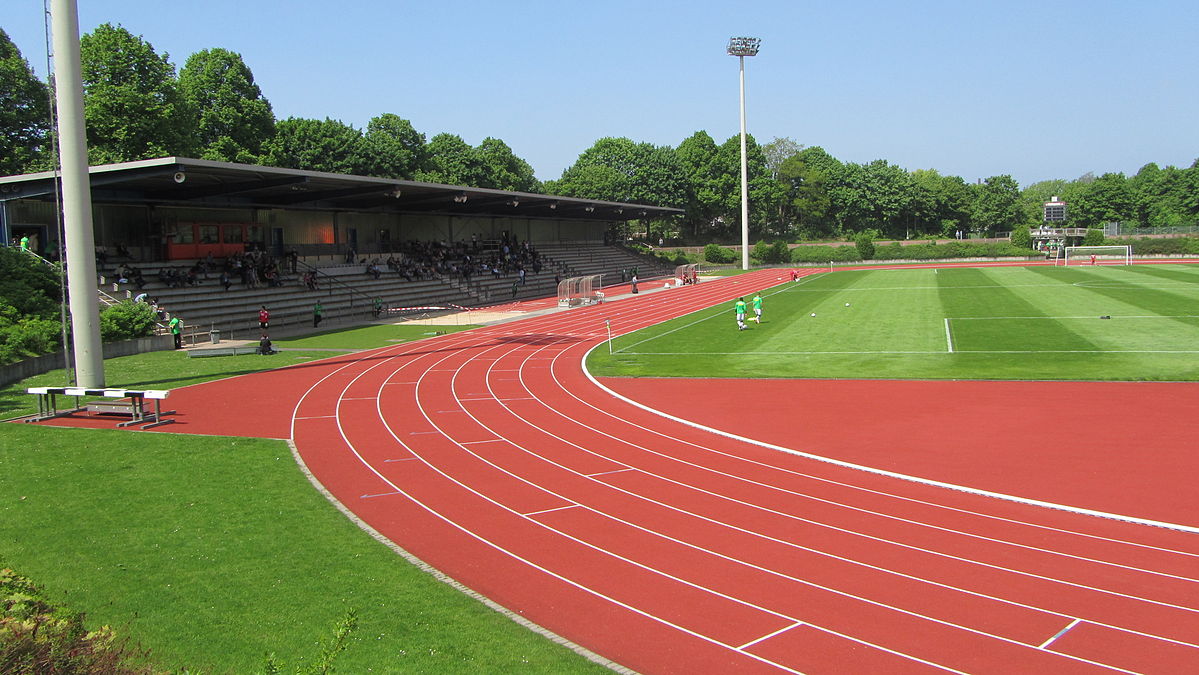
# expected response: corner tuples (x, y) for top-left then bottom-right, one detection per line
(26, 263), (1199, 673)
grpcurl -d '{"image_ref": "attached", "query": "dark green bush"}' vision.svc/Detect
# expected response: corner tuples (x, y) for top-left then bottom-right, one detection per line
(791, 245), (861, 263)
(0, 301), (62, 364)
(1083, 229), (1106, 246)
(99, 301), (157, 342)
(703, 243), (738, 264)
(1010, 224), (1032, 249)
(854, 231), (876, 260)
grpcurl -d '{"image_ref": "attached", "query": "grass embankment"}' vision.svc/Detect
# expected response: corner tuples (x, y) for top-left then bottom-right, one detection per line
(590, 264), (1199, 381)
(1, 322), (609, 673)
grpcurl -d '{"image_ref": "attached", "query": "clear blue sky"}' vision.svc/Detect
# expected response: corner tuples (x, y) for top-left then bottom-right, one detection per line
(6, 0), (1197, 186)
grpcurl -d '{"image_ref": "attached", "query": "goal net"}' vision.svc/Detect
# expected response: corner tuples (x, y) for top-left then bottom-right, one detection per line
(557, 274), (605, 306)
(674, 263), (697, 285)
(1059, 245), (1132, 266)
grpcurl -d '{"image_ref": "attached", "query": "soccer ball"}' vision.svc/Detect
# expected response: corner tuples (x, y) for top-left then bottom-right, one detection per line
(845, 303), (850, 307)
(810, 312), (816, 317)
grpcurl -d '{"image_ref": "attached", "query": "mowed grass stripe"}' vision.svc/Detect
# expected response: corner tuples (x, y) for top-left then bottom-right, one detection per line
(1001, 267), (1183, 352)
(590, 264), (1199, 381)
(937, 268), (1102, 353)
(1030, 265), (1199, 332)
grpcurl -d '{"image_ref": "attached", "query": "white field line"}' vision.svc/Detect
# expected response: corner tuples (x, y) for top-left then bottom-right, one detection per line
(944, 318), (955, 353)
(613, 349), (1199, 355)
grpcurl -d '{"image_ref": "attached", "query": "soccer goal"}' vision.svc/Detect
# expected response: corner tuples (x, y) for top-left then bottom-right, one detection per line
(1059, 245), (1132, 266)
(557, 274), (605, 307)
(674, 263), (698, 285)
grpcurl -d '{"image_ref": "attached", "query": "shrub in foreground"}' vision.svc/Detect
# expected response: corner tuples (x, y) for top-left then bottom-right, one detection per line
(0, 567), (154, 674)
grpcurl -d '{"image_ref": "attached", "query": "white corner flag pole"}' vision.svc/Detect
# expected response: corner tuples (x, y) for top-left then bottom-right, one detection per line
(605, 320), (613, 354)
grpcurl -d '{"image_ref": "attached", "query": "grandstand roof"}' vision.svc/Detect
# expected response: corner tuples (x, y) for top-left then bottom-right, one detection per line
(0, 157), (684, 221)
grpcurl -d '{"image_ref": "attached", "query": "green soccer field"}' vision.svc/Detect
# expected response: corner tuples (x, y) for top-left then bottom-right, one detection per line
(588, 264), (1199, 381)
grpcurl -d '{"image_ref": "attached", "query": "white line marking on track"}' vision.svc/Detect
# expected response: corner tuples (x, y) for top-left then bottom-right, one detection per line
(461, 438), (505, 445)
(739, 621), (805, 650)
(524, 504), (580, 516)
(361, 491), (402, 499)
(587, 468), (635, 477)
(294, 415), (336, 420)
(443, 325), (1148, 670)
(1039, 618), (1082, 649)
(384, 457), (417, 462)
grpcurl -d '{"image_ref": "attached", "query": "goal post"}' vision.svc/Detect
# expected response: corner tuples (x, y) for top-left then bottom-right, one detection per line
(557, 274), (605, 307)
(1060, 245), (1132, 266)
(674, 263), (698, 285)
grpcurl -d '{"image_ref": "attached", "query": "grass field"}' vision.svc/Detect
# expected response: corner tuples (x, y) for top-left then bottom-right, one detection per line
(1, 322), (607, 673)
(589, 263), (1199, 381)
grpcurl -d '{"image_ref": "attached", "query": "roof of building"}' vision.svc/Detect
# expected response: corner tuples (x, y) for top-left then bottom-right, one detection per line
(0, 157), (684, 221)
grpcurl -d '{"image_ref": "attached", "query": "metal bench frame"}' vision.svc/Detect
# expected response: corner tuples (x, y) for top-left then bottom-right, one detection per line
(25, 387), (175, 429)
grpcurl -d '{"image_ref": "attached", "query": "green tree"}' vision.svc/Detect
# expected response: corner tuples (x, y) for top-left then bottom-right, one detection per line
(178, 48), (275, 164)
(713, 134), (783, 238)
(0, 28), (52, 174)
(1071, 172), (1133, 228)
(970, 175), (1022, 235)
(1127, 163), (1192, 228)
(675, 131), (723, 239)
(417, 133), (483, 186)
(80, 23), (196, 163)
(551, 137), (686, 208)
(828, 160), (913, 238)
(359, 113), (427, 179)
(1009, 224), (1032, 249)
(261, 117), (365, 174)
(475, 137), (539, 192)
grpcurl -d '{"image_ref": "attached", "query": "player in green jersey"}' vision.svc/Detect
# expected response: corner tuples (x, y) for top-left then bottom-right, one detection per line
(751, 293), (763, 323)
(734, 297), (748, 331)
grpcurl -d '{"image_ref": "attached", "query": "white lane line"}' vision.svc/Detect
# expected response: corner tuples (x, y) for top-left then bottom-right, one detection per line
(1039, 618), (1082, 649)
(739, 620), (805, 650)
(588, 468), (635, 477)
(525, 504), (579, 516)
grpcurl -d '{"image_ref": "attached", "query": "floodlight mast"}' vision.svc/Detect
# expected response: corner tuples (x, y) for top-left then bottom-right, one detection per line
(727, 37), (760, 271)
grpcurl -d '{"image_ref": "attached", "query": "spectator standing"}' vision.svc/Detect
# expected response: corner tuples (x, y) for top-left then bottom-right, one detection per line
(258, 306), (270, 330)
(169, 315), (183, 348)
(313, 301), (323, 328)
(19, 235), (29, 251)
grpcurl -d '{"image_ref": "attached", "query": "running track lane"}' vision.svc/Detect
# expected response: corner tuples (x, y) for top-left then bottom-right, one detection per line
(285, 268), (1199, 674)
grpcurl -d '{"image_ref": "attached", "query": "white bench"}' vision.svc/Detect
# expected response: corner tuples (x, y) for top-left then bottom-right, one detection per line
(26, 386), (175, 429)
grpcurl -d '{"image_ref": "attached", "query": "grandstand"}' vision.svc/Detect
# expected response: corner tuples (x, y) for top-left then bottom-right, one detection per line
(0, 157), (683, 338)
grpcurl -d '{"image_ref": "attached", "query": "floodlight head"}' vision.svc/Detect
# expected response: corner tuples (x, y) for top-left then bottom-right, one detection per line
(727, 36), (761, 57)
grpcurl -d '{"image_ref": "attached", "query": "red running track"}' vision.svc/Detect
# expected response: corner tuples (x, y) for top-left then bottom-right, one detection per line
(37, 267), (1199, 672)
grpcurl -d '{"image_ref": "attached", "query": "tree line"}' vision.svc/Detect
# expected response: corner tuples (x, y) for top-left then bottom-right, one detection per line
(3, 24), (1196, 242)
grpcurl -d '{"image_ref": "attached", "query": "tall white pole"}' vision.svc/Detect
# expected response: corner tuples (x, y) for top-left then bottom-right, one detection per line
(51, 0), (105, 387)
(738, 54), (750, 271)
